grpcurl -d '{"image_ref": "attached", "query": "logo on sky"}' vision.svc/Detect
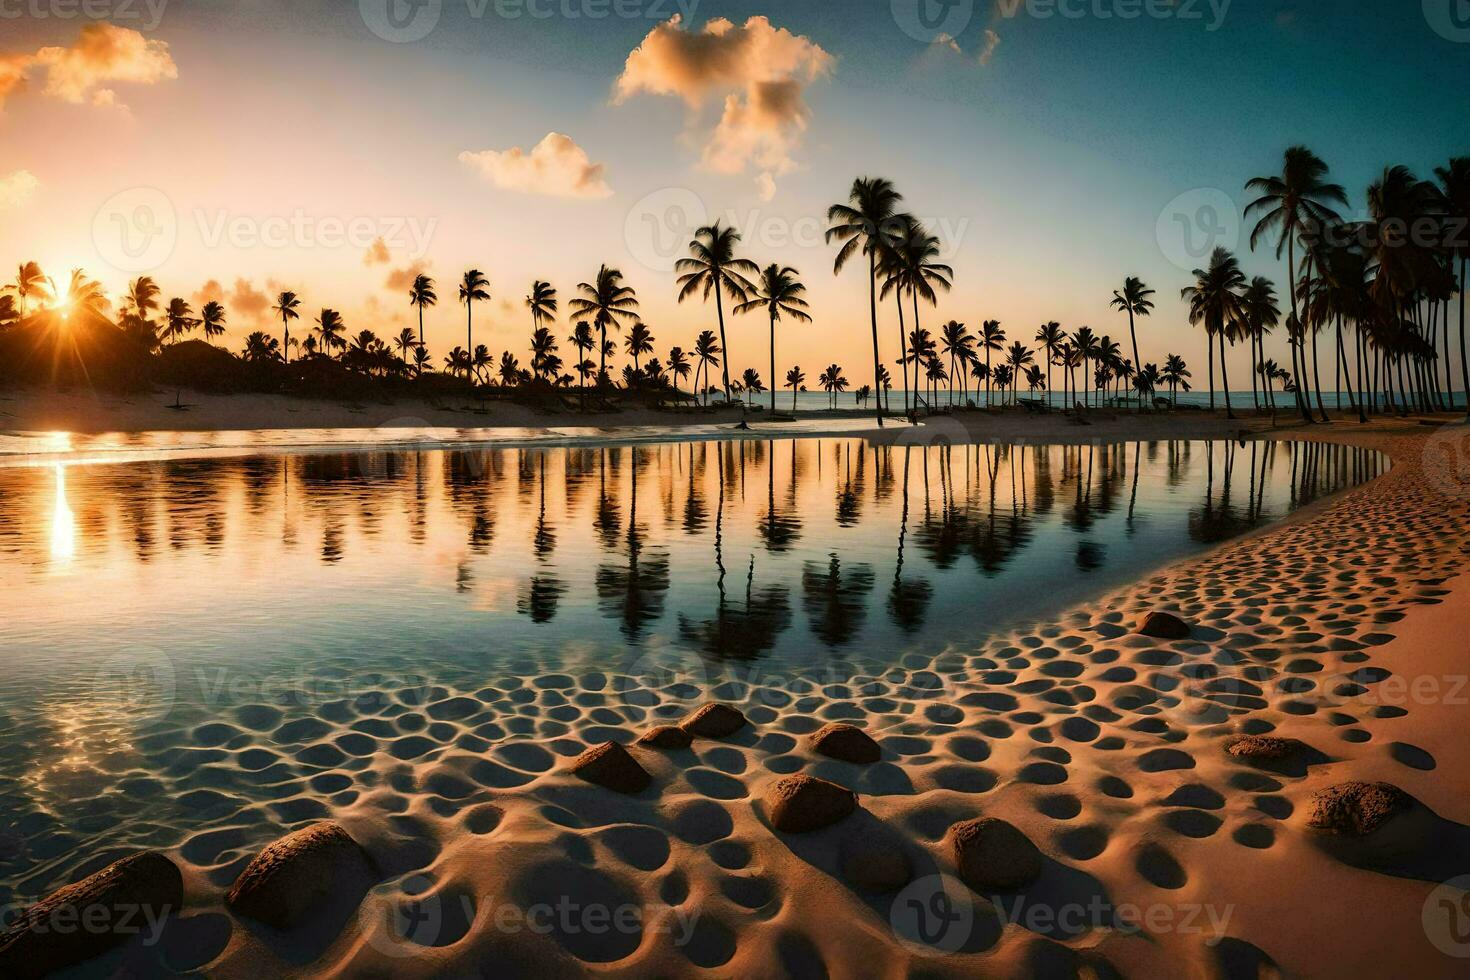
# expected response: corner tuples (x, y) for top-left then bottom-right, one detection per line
(891, 0), (974, 43)
(890, 874), (975, 954)
(361, 0), (442, 43)
(1425, 0), (1470, 41)
(1424, 875), (1470, 956)
(1155, 187), (1240, 271)
(625, 187), (709, 274)
(92, 187), (177, 274)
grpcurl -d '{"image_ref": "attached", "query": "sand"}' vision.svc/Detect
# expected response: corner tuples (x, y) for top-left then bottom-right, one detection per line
(9, 414), (1470, 977)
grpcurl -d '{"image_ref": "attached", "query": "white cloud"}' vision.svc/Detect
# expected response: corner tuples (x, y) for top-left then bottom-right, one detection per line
(0, 170), (38, 210)
(979, 29), (1001, 66)
(458, 132), (613, 200)
(614, 15), (832, 198)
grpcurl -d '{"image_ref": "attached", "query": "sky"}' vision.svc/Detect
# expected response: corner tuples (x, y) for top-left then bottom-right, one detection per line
(0, 0), (1467, 380)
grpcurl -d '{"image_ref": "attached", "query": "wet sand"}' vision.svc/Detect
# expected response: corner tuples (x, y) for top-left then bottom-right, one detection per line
(8, 418), (1470, 977)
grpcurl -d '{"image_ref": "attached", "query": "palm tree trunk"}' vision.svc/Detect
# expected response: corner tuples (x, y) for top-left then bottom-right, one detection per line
(863, 250), (883, 428)
(1460, 257), (1469, 420)
(714, 289), (733, 402)
(1249, 333), (1260, 412)
(769, 311), (777, 415)
(894, 290), (908, 417)
(1337, 316), (1365, 423)
(1310, 326), (1329, 421)
(1207, 337), (1215, 413)
(1286, 238), (1313, 424)
(1219, 332), (1235, 419)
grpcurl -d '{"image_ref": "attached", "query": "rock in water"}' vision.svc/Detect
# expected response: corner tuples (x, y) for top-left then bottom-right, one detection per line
(680, 703), (748, 739)
(766, 775), (858, 833)
(810, 723), (881, 764)
(0, 851), (183, 979)
(1307, 782), (1413, 837)
(570, 741), (652, 794)
(950, 817), (1043, 891)
(226, 822), (376, 930)
(1137, 611), (1191, 640)
(637, 725), (693, 750)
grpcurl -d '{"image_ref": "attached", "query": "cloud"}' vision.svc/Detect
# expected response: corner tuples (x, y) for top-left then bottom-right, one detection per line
(229, 279), (271, 321)
(614, 15), (832, 197)
(363, 237), (392, 265)
(0, 170), (39, 210)
(459, 132), (613, 200)
(931, 33), (964, 56)
(978, 29), (1001, 66)
(928, 29), (999, 66)
(385, 262), (430, 293)
(0, 24), (177, 111)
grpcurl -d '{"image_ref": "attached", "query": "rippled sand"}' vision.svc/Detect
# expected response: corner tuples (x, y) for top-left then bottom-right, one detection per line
(7, 420), (1470, 977)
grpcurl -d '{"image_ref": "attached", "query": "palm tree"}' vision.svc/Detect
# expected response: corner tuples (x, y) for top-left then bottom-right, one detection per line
(1246, 147), (1347, 423)
(818, 363), (848, 409)
(1436, 158), (1470, 418)
(472, 345), (493, 385)
(1110, 277), (1155, 405)
(979, 320), (1006, 407)
(735, 263), (812, 414)
(498, 351), (521, 386)
(243, 331), (280, 363)
(273, 290), (301, 364)
(393, 327), (418, 369)
(786, 365), (806, 411)
(526, 279), (557, 353)
(5, 261), (48, 316)
(827, 177), (912, 427)
(991, 364), (1013, 405)
(457, 269), (490, 358)
(569, 265), (640, 388)
(740, 368), (765, 407)
(315, 309), (345, 358)
(1034, 321), (1064, 406)
(408, 273), (437, 352)
(1070, 326), (1098, 408)
(667, 346), (692, 398)
(530, 326), (559, 381)
(624, 322), (654, 375)
(1182, 246), (1248, 419)
(569, 320), (595, 406)
(1004, 342), (1035, 406)
(883, 219), (953, 417)
(162, 297), (196, 344)
(1161, 354), (1191, 406)
(693, 330), (721, 407)
(938, 320), (974, 407)
(1238, 276), (1280, 412)
(54, 270), (107, 320)
(123, 276), (160, 320)
(444, 346), (470, 378)
(199, 300), (226, 342)
(677, 223), (757, 402)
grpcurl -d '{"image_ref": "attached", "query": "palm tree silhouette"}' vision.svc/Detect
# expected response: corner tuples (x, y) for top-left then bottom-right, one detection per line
(1182, 246), (1248, 419)
(1239, 276), (1280, 413)
(393, 327), (418, 370)
(162, 297), (197, 344)
(472, 344), (493, 384)
(315, 308), (345, 358)
(569, 265), (639, 389)
(939, 320), (974, 407)
(444, 346), (470, 378)
(1246, 147), (1347, 424)
(1070, 326), (1098, 408)
(1004, 342), (1035, 406)
(818, 364), (847, 409)
(979, 320), (1005, 407)
(785, 365), (806, 411)
(409, 273), (437, 352)
(243, 331), (280, 362)
(272, 290), (301, 364)
(677, 222), (757, 403)
(1162, 354), (1192, 406)
(828, 178), (913, 427)
(624, 322), (654, 375)
(666, 346), (691, 398)
(5, 261), (48, 316)
(692, 329), (721, 407)
(735, 263), (811, 414)
(568, 320), (595, 406)
(1435, 158), (1470, 418)
(526, 279), (557, 354)
(458, 269), (490, 358)
(882, 219), (953, 417)
(199, 301), (226, 342)
(1110, 277), (1154, 405)
(740, 368), (765, 407)
(1034, 322), (1063, 406)
(498, 351), (521, 386)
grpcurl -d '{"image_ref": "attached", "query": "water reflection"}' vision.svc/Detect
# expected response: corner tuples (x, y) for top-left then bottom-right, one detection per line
(0, 439), (1383, 679)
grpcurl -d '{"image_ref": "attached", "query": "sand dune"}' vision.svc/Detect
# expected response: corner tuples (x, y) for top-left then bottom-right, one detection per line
(7, 419), (1470, 977)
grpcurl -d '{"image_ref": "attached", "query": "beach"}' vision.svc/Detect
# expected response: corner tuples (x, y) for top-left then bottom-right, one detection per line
(3, 412), (1469, 977)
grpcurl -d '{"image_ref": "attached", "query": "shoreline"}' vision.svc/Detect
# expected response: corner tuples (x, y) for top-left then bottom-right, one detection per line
(4, 417), (1470, 976)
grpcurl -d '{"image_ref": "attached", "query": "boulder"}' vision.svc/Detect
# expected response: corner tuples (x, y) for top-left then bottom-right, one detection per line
(679, 703), (748, 739)
(766, 775), (857, 833)
(1137, 611), (1192, 640)
(1225, 735), (1322, 775)
(637, 725), (693, 750)
(839, 823), (913, 893)
(810, 723), (881, 764)
(949, 817), (1043, 891)
(569, 741), (652, 794)
(1307, 781), (1413, 837)
(226, 823), (376, 930)
(0, 851), (183, 978)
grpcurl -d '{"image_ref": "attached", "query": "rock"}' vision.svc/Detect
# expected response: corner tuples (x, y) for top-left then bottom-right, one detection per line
(1307, 781), (1414, 837)
(810, 723), (881, 764)
(0, 851), (182, 978)
(839, 823), (913, 893)
(226, 822), (377, 930)
(1137, 611), (1191, 640)
(569, 741), (651, 794)
(950, 817), (1043, 891)
(766, 775), (857, 833)
(679, 703), (748, 739)
(637, 725), (693, 750)
(1226, 735), (1312, 765)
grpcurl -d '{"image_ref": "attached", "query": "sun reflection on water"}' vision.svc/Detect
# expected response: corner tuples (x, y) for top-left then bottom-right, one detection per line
(50, 463), (76, 561)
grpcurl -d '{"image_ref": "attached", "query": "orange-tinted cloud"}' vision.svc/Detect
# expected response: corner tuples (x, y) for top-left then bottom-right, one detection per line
(385, 262), (430, 293)
(363, 237), (392, 265)
(0, 24), (176, 111)
(0, 170), (39, 210)
(614, 15), (832, 196)
(459, 133), (612, 200)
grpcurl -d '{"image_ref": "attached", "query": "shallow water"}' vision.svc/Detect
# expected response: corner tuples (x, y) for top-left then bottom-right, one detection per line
(0, 436), (1383, 898)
